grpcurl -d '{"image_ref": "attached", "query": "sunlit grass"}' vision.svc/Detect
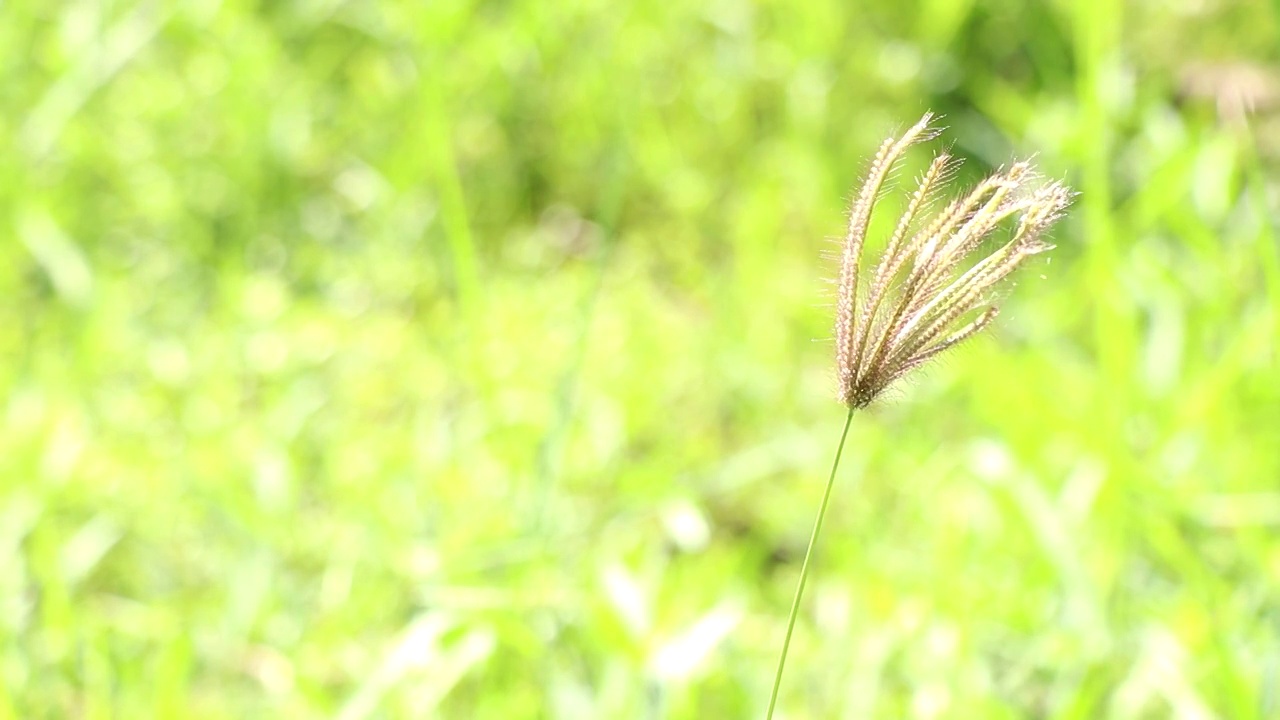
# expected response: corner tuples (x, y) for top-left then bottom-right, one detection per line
(3, 1), (1280, 718)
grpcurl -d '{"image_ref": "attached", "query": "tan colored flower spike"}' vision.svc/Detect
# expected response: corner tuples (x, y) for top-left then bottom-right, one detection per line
(767, 114), (1072, 719)
(834, 112), (1073, 408)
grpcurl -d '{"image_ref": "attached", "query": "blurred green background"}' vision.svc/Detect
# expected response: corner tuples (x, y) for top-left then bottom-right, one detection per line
(4, 0), (1280, 717)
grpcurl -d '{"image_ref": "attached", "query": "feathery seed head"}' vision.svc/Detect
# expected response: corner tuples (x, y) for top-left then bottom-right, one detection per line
(834, 113), (1073, 408)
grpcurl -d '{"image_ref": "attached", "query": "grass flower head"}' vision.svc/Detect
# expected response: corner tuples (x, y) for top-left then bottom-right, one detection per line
(834, 113), (1073, 407)
(767, 113), (1073, 720)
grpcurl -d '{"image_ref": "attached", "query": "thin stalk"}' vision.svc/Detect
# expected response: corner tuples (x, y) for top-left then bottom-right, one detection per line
(766, 408), (856, 720)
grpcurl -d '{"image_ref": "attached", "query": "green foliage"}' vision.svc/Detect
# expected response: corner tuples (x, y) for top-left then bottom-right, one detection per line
(3, 0), (1279, 717)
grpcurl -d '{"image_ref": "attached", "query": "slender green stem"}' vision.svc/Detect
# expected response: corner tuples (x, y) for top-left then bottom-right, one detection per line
(765, 408), (855, 720)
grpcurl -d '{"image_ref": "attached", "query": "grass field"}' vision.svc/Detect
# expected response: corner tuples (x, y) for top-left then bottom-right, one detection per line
(4, 1), (1280, 717)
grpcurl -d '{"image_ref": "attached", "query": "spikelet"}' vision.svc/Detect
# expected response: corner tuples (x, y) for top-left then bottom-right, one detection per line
(834, 113), (1073, 408)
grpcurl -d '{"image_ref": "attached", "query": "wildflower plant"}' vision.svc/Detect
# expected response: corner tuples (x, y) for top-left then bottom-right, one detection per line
(765, 113), (1073, 718)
